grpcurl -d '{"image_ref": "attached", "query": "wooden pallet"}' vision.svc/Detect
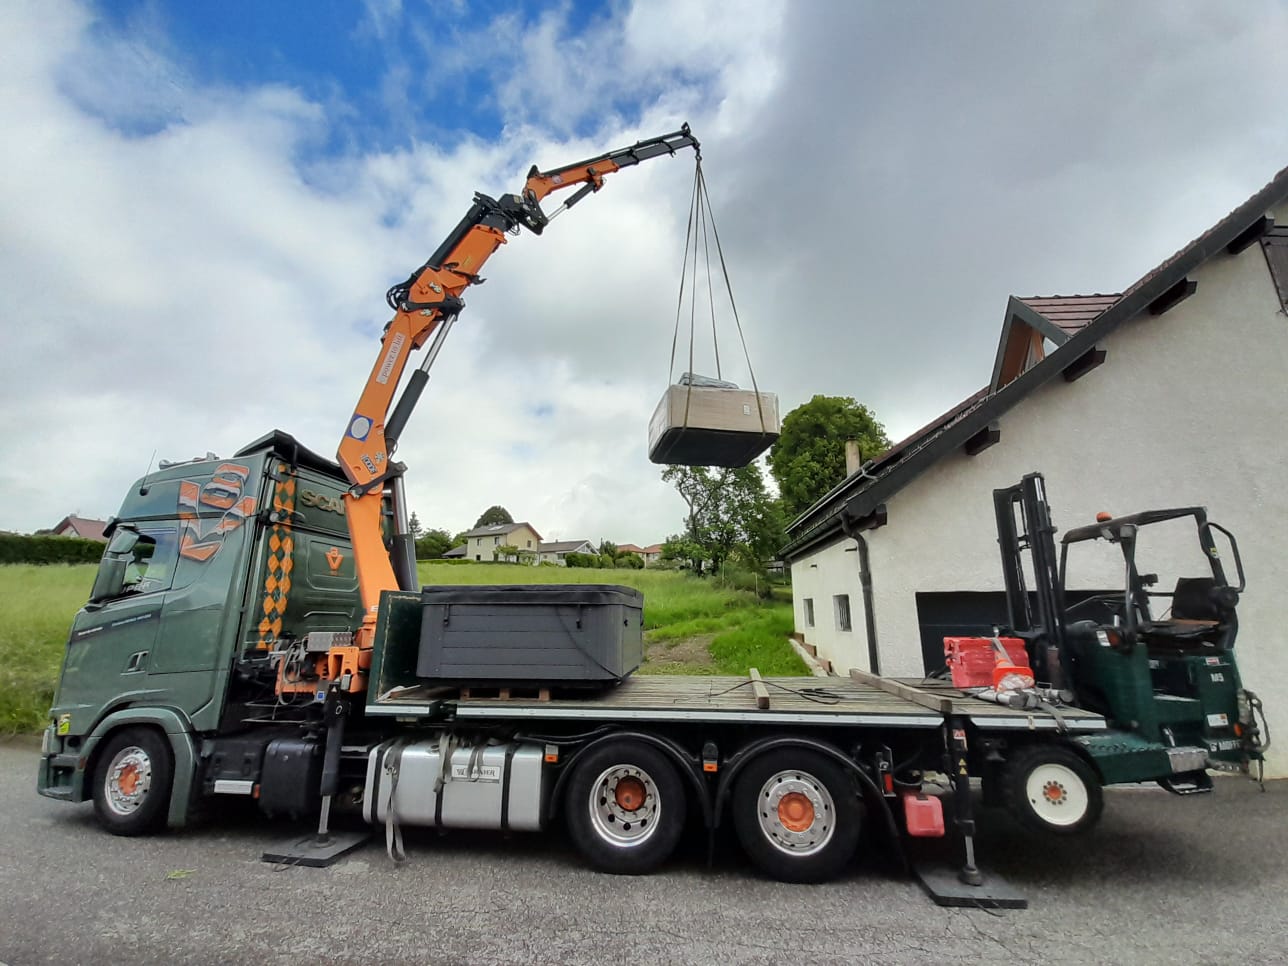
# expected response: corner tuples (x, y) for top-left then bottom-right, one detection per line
(458, 684), (552, 702)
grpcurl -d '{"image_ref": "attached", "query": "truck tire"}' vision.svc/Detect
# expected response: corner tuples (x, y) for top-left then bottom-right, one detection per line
(91, 727), (174, 836)
(564, 740), (686, 875)
(1004, 744), (1103, 836)
(731, 749), (861, 883)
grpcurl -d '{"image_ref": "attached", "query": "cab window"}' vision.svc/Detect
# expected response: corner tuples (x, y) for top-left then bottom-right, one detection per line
(118, 528), (178, 597)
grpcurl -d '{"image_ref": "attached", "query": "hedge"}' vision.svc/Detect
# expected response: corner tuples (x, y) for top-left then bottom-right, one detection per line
(0, 534), (106, 565)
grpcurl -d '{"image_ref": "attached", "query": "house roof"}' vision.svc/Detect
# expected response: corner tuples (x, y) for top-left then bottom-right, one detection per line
(641, 544), (663, 554)
(615, 543), (645, 554)
(782, 163), (1288, 561)
(461, 521), (543, 541)
(50, 515), (109, 541)
(1020, 294), (1121, 337)
(539, 540), (594, 553)
(441, 545), (467, 558)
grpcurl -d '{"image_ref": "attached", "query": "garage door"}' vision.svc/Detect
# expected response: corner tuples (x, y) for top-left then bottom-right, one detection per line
(914, 592), (1010, 674)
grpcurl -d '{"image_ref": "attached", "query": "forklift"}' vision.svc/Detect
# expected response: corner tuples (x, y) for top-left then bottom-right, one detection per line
(989, 473), (1267, 833)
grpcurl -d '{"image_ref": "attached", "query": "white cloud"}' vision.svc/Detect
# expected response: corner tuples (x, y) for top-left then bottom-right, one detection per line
(3, 0), (1288, 550)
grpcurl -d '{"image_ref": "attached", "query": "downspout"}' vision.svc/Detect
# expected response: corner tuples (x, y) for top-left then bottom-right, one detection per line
(840, 438), (885, 674)
(841, 510), (884, 675)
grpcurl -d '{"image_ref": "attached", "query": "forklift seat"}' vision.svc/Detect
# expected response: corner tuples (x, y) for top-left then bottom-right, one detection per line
(1141, 577), (1223, 653)
(1170, 577), (1220, 622)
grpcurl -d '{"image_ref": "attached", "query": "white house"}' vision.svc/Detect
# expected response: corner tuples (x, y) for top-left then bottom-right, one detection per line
(783, 167), (1288, 777)
(538, 539), (597, 565)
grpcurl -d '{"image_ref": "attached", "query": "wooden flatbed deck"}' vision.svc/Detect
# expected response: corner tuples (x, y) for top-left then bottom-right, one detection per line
(368, 672), (1107, 732)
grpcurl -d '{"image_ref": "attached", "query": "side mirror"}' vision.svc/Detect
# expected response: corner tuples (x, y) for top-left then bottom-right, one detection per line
(88, 557), (128, 604)
(87, 526), (143, 604)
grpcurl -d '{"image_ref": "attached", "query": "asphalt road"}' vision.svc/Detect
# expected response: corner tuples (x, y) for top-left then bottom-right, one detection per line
(2, 737), (1285, 966)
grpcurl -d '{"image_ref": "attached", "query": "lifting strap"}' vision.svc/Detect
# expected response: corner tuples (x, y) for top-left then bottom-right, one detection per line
(382, 741), (409, 864)
(667, 159), (768, 435)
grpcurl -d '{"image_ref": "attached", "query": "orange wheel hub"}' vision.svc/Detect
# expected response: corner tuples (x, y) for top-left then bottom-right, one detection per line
(118, 765), (140, 797)
(614, 777), (646, 812)
(777, 791), (815, 832)
(1043, 783), (1064, 803)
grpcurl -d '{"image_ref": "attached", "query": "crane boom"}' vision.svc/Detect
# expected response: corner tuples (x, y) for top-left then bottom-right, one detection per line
(311, 125), (699, 692)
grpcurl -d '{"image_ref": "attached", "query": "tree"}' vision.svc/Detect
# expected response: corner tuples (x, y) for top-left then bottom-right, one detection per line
(495, 543), (521, 563)
(407, 512), (424, 539)
(474, 505), (514, 527)
(662, 463), (784, 573)
(768, 395), (890, 520)
(414, 528), (453, 559)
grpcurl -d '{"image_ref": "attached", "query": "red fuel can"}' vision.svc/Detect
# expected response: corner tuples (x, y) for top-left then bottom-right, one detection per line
(900, 789), (945, 838)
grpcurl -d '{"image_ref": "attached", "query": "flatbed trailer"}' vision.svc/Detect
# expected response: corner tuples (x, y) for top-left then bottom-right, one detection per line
(339, 655), (1107, 893)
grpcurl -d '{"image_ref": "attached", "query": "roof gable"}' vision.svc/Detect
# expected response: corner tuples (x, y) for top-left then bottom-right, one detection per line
(51, 515), (109, 541)
(990, 295), (1120, 391)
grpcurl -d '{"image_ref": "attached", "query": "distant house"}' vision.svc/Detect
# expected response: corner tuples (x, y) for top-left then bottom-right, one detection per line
(441, 545), (467, 559)
(615, 542), (663, 565)
(460, 522), (543, 562)
(48, 515), (109, 542)
(538, 539), (597, 566)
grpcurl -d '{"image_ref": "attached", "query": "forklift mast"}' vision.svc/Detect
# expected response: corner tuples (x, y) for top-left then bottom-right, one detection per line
(993, 472), (1068, 690)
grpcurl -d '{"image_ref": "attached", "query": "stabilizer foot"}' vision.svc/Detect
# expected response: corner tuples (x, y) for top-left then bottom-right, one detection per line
(262, 830), (372, 868)
(913, 861), (1027, 909)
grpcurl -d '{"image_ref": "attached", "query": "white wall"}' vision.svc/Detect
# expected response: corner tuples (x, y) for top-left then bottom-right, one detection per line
(795, 215), (1288, 775)
(789, 540), (873, 673)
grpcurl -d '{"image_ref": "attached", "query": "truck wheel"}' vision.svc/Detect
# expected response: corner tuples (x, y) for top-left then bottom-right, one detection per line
(1004, 744), (1103, 836)
(91, 728), (174, 836)
(732, 749), (861, 883)
(565, 741), (686, 875)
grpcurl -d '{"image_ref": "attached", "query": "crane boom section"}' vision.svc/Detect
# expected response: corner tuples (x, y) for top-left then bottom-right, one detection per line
(324, 126), (700, 684)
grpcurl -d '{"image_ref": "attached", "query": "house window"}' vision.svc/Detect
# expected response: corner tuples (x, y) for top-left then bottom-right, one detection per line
(494, 536), (500, 545)
(475, 554), (481, 561)
(803, 598), (815, 628)
(526, 539), (532, 548)
(834, 594), (852, 632)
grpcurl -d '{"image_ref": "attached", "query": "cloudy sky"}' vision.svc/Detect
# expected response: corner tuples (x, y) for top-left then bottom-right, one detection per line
(4, 1), (1288, 543)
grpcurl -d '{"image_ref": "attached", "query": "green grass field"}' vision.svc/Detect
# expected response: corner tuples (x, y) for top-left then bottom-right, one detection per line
(0, 562), (802, 734)
(0, 564), (97, 736)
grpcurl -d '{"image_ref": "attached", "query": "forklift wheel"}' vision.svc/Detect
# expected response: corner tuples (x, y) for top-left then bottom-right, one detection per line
(91, 727), (174, 836)
(1003, 745), (1103, 836)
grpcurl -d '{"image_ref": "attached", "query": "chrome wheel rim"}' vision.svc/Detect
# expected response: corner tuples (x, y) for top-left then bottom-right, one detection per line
(588, 764), (661, 848)
(1025, 762), (1089, 827)
(104, 746), (153, 817)
(756, 769), (835, 856)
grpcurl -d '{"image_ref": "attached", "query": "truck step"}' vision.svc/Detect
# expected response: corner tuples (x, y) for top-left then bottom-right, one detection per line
(1158, 769), (1214, 796)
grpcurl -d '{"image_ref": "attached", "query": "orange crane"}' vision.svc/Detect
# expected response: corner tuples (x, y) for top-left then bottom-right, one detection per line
(284, 126), (701, 695)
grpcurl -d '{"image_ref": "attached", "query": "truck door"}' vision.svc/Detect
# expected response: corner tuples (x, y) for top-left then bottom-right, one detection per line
(57, 526), (178, 734)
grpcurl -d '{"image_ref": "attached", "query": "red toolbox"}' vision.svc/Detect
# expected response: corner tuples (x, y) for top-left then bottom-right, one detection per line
(943, 635), (1030, 689)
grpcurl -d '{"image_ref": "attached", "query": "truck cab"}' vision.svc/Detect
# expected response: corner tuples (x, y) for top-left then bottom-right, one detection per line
(38, 432), (362, 824)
